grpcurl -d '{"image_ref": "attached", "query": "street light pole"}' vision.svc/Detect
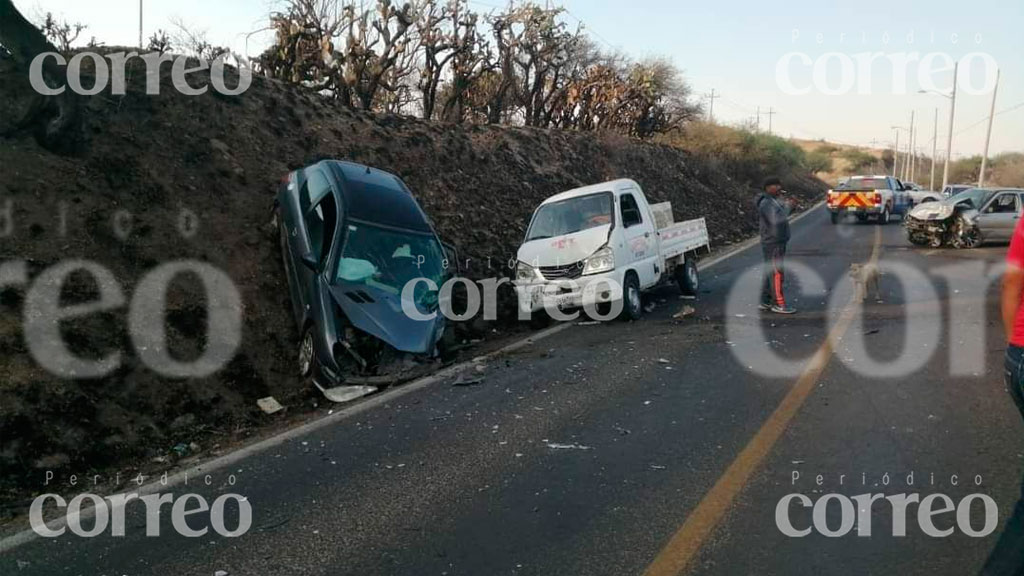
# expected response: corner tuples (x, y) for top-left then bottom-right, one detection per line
(906, 111), (915, 181)
(930, 107), (938, 191)
(892, 130), (900, 178)
(978, 68), (1001, 187)
(942, 61), (958, 191)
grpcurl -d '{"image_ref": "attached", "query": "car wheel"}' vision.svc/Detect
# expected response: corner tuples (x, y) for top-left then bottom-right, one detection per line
(907, 233), (930, 247)
(299, 328), (315, 377)
(620, 273), (643, 321)
(954, 220), (982, 249)
(676, 259), (699, 296)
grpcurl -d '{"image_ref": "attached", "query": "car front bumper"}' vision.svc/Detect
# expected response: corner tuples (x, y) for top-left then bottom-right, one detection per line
(515, 269), (625, 314)
(904, 217), (948, 235)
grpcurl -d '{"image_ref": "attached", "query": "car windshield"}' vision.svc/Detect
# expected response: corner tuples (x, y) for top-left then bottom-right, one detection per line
(335, 222), (446, 306)
(838, 178), (887, 190)
(947, 188), (991, 208)
(526, 192), (613, 242)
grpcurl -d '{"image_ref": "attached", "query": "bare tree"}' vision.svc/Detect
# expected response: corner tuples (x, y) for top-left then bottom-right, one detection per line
(170, 17), (229, 61)
(440, 4), (491, 123)
(40, 12), (86, 55)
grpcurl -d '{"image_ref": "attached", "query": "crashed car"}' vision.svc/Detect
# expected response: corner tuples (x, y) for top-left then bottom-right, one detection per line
(904, 187), (1024, 248)
(274, 160), (453, 399)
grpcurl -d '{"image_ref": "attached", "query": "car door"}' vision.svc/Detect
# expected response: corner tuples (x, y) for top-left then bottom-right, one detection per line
(618, 190), (657, 287)
(288, 169), (335, 320)
(975, 192), (1019, 241)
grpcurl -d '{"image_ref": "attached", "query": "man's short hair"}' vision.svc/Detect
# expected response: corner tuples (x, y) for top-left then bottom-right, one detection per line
(763, 177), (783, 190)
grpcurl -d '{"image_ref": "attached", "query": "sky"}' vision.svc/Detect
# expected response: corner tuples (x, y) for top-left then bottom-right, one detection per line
(20, 0), (1024, 159)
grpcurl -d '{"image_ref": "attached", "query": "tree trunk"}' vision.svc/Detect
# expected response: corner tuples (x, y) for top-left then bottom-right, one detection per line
(0, 0), (82, 154)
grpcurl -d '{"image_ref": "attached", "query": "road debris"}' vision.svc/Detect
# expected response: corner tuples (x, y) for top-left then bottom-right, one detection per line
(452, 376), (485, 387)
(546, 443), (593, 451)
(577, 321), (601, 326)
(650, 465), (667, 471)
(657, 358), (671, 364)
(257, 396), (284, 415)
(673, 305), (696, 320)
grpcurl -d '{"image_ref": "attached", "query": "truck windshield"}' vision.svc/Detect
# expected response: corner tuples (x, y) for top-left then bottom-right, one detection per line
(838, 178), (888, 190)
(526, 192), (613, 242)
(335, 222), (446, 305)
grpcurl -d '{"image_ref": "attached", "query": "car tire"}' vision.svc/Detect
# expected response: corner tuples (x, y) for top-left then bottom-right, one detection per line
(299, 327), (316, 378)
(907, 233), (930, 247)
(620, 272), (643, 322)
(676, 259), (699, 297)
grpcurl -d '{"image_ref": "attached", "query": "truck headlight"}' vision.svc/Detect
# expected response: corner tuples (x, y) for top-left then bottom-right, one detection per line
(516, 261), (539, 283)
(583, 246), (615, 276)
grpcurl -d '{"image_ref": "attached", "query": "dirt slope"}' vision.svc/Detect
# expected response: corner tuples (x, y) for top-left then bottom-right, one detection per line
(0, 56), (825, 509)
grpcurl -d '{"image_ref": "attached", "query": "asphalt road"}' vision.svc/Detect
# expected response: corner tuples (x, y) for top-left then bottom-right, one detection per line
(5, 205), (1024, 576)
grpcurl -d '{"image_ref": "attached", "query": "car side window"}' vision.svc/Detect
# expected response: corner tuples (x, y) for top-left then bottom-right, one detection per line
(306, 194), (338, 266)
(300, 170), (332, 214)
(988, 194), (1018, 214)
(620, 193), (643, 228)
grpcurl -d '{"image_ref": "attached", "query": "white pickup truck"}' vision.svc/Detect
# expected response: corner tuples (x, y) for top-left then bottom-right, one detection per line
(514, 179), (711, 320)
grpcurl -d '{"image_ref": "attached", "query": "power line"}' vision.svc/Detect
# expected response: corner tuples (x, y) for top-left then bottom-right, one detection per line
(954, 100), (1024, 137)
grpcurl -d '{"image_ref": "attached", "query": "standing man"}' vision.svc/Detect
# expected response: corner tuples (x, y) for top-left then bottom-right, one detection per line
(982, 219), (1024, 574)
(756, 177), (796, 315)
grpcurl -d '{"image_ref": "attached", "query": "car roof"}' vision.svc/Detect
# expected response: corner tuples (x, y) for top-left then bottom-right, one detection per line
(318, 161), (433, 233)
(542, 179), (639, 205)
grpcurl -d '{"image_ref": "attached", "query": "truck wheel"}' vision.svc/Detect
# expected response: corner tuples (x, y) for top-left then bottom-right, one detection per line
(877, 207), (891, 225)
(620, 273), (643, 321)
(830, 212), (839, 225)
(676, 259), (699, 296)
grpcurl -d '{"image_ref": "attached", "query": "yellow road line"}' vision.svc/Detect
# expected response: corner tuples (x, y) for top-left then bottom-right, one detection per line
(642, 226), (882, 576)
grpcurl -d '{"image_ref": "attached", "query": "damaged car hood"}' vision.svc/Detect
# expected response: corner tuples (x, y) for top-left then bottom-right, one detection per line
(328, 282), (443, 355)
(517, 224), (611, 267)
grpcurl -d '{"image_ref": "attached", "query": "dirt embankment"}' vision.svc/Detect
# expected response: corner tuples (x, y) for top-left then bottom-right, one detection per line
(0, 57), (825, 511)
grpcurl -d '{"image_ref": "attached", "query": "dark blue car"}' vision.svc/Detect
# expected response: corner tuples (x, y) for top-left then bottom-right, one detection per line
(274, 160), (451, 389)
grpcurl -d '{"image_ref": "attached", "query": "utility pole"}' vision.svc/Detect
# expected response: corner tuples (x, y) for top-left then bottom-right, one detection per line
(911, 126), (918, 182)
(755, 106), (761, 132)
(978, 68), (1001, 187)
(139, 0), (144, 49)
(892, 130), (900, 178)
(765, 107), (777, 135)
(930, 107), (938, 191)
(706, 89), (719, 123)
(905, 111), (915, 181)
(942, 61), (959, 191)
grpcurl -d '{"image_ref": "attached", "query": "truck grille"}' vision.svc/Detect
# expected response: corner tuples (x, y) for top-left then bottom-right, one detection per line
(540, 262), (584, 281)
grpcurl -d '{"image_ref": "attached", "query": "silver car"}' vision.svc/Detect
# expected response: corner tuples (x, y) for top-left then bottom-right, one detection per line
(905, 187), (1024, 248)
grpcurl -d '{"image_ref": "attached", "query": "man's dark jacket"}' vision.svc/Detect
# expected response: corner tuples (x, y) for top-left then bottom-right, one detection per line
(756, 192), (791, 245)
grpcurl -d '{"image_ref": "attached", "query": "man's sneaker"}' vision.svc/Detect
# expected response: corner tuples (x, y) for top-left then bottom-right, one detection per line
(771, 305), (797, 315)
(758, 303), (772, 311)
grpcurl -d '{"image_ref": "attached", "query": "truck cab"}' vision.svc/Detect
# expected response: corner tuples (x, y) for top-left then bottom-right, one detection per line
(515, 179), (710, 321)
